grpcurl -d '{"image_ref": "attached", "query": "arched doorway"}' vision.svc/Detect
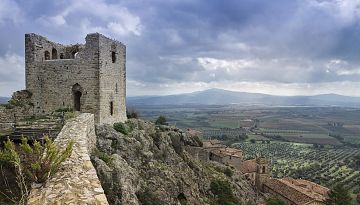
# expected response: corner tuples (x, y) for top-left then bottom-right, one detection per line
(72, 83), (83, 111)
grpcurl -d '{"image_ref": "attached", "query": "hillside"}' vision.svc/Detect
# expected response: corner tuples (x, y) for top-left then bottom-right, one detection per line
(92, 119), (257, 205)
(127, 88), (360, 107)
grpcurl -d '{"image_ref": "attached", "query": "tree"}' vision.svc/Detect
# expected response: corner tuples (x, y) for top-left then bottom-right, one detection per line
(325, 184), (352, 205)
(266, 197), (285, 205)
(155, 116), (168, 125)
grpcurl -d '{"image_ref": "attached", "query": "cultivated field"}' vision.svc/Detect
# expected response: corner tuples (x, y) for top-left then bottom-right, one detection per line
(133, 104), (360, 203)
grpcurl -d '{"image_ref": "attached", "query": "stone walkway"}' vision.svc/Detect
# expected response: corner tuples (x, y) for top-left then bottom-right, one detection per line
(28, 113), (109, 205)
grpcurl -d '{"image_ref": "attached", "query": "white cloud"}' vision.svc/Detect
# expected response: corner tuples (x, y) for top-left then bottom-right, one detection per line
(0, 53), (25, 96)
(0, 0), (22, 24)
(38, 0), (141, 37)
(197, 57), (256, 73)
(306, 0), (360, 25)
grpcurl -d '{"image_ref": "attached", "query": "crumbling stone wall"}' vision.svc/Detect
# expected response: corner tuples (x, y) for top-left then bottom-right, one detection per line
(25, 33), (126, 124)
(28, 113), (109, 205)
(0, 90), (34, 123)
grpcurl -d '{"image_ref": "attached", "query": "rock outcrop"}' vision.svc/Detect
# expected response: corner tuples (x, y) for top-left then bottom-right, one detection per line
(92, 119), (257, 205)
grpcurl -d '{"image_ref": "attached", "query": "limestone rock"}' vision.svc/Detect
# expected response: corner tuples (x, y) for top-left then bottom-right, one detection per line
(92, 119), (257, 205)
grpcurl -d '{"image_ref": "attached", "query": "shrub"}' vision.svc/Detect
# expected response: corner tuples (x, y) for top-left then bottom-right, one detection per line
(224, 167), (233, 177)
(64, 111), (76, 120)
(94, 149), (114, 166)
(266, 197), (285, 205)
(55, 107), (73, 112)
(136, 188), (164, 205)
(210, 179), (238, 205)
(0, 136), (74, 204)
(113, 122), (129, 135)
(126, 108), (139, 119)
(155, 116), (167, 125)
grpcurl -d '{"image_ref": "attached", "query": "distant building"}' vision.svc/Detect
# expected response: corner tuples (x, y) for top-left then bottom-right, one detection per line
(238, 157), (269, 189)
(209, 147), (243, 168)
(239, 159), (257, 186)
(202, 140), (226, 151)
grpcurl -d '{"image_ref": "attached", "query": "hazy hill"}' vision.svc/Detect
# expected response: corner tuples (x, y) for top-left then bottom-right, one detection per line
(0, 97), (9, 104)
(127, 88), (360, 107)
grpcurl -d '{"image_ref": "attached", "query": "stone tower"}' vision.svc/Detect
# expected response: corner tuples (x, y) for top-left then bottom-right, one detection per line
(255, 157), (269, 191)
(25, 33), (127, 124)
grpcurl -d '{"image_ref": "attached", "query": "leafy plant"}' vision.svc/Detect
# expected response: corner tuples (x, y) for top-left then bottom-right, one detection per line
(210, 179), (238, 205)
(94, 149), (114, 166)
(113, 122), (129, 135)
(64, 111), (76, 120)
(126, 108), (139, 119)
(224, 167), (233, 177)
(325, 184), (352, 205)
(155, 116), (168, 125)
(0, 136), (74, 204)
(266, 197), (285, 205)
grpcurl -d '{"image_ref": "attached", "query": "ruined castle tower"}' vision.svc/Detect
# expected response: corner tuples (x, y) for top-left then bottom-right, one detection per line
(25, 33), (127, 124)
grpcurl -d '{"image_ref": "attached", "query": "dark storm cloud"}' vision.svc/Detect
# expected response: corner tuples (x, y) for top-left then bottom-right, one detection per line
(1, 0), (360, 96)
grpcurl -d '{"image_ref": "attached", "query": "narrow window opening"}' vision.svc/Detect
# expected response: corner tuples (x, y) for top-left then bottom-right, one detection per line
(115, 83), (118, 94)
(44, 51), (50, 60)
(262, 166), (266, 173)
(110, 101), (114, 116)
(112, 51), (116, 63)
(60, 53), (64, 59)
(52, 48), (58, 59)
(74, 91), (82, 111)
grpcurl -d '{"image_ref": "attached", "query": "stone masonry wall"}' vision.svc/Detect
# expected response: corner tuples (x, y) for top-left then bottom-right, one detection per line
(25, 33), (100, 120)
(98, 34), (127, 124)
(28, 113), (109, 205)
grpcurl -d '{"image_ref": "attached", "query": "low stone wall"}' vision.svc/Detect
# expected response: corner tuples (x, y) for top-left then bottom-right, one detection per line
(28, 113), (109, 205)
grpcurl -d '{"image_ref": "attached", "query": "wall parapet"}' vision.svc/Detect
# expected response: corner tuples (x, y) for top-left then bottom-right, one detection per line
(28, 113), (109, 205)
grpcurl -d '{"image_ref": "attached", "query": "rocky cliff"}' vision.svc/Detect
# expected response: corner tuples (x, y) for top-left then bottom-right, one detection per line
(92, 119), (257, 205)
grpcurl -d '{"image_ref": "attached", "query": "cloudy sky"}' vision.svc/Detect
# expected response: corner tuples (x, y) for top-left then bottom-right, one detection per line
(1, 0), (360, 97)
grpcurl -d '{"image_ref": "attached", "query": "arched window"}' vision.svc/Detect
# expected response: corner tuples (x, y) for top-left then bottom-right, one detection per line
(72, 51), (78, 59)
(44, 51), (50, 60)
(60, 53), (64, 59)
(52, 48), (58, 59)
(72, 83), (83, 111)
(112, 51), (116, 63)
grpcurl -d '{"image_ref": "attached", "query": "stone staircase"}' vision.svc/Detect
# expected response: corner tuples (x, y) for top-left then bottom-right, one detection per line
(0, 118), (62, 145)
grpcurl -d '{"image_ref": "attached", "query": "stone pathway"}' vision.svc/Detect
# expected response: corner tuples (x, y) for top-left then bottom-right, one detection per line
(28, 113), (109, 205)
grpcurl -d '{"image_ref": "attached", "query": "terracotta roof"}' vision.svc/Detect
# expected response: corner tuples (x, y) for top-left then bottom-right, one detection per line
(280, 178), (329, 202)
(264, 178), (328, 205)
(239, 159), (257, 173)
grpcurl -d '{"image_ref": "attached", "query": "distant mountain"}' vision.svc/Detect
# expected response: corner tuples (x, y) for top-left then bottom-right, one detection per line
(0, 97), (10, 104)
(127, 88), (360, 107)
